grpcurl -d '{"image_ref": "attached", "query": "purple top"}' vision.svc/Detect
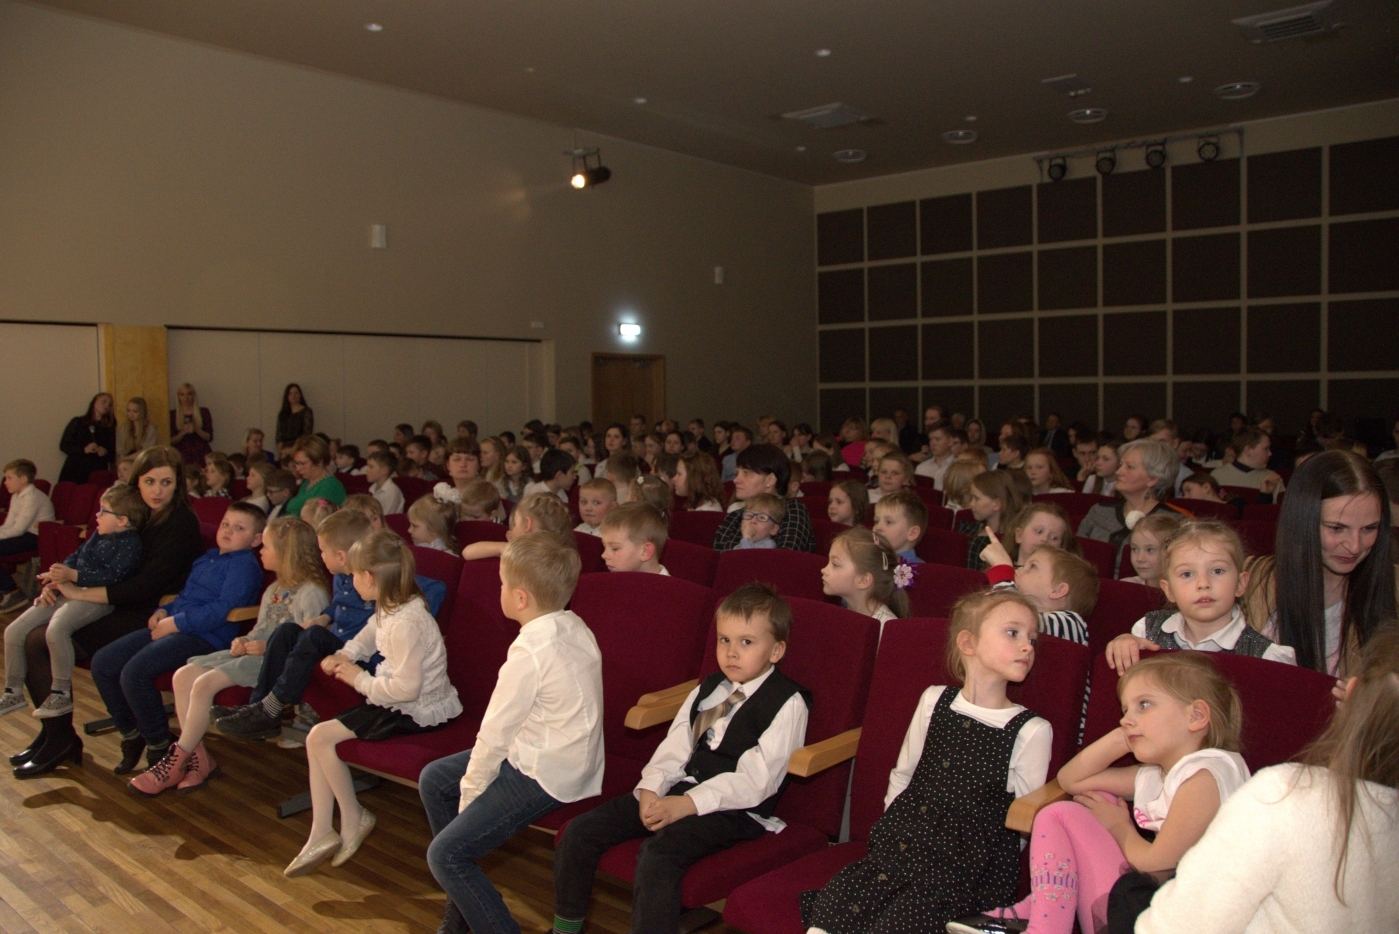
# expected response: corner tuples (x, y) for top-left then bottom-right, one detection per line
(170, 407), (213, 465)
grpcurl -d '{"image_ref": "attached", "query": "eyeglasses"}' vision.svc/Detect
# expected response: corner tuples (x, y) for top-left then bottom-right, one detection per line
(742, 512), (777, 524)
(96, 508), (118, 518)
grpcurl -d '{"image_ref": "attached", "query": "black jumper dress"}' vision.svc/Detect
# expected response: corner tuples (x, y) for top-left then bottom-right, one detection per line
(801, 687), (1038, 933)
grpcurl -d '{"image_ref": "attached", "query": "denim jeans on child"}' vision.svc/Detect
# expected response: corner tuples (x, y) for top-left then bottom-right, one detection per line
(91, 628), (214, 742)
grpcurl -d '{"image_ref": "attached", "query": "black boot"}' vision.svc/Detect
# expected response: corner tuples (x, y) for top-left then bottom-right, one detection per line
(13, 732), (82, 779)
(9, 720), (49, 766)
(114, 734), (146, 775)
(143, 735), (174, 770)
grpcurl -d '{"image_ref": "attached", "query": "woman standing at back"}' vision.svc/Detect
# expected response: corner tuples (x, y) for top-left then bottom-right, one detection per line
(275, 383), (314, 450)
(115, 397), (159, 458)
(170, 383), (213, 465)
(58, 393), (116, 484)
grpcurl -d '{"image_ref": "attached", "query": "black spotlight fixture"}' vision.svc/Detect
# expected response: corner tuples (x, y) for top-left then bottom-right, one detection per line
(567, 147), (612, 189)
(1197, 136), (1220, 162)
(1145, 143), (1167, 169)
(1095, 150), (1117, 176)
(1047, 157), (1067, 181)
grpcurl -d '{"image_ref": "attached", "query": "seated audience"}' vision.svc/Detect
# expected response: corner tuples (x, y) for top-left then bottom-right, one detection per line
(712, 445), (814, 552)
(959, 470), (1029, 572)
(1120, 511), (1184, 589)
(599, 502), (669, 574)
(1023, 447), (1074, 495)
(735, 493), (785, 550)
(0, 459), (56, 612)
(872, 491), (926, 565)
(1211, 428), (1285, 496)
(820, 527), (909, 630)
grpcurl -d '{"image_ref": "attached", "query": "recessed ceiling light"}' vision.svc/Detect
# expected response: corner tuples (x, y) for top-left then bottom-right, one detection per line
(964, 115), (978, 122)
(1068, 107), (1108, 124)
(1215, 81), (1261, 100)
(815, 49), (832, 57)
(941, 129), (978, 144)
(633, 97), (647, 104)
(796, 145), (807, 152)
(525, 67), (535, 73)
(833, 149), (866, 163)
(364, 23), (383, 32)
(1178, 75), (1194, 83)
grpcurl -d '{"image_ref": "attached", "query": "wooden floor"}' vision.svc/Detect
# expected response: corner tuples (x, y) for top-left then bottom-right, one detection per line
(0, 635), (745, 934)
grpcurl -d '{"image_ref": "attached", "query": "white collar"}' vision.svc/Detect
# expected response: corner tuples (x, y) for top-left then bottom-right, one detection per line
(1160, 605), (1248, 650)
(716, 664), (776, 701)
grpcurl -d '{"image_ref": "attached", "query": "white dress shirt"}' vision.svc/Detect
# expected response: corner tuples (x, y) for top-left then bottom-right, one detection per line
(0, 484), (54, 539)
(523, 480), (568, 504)
(885, 685), (1051, 805)
(636, 665), (810, 831)
(913, 453), (954, 489)
(1132, 606), (1297, 665)
(459, 609), (605, 812)
(371, 477), (405, 515)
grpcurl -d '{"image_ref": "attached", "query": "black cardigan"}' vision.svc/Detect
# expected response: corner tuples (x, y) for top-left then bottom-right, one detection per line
(58, 416), (115, 484)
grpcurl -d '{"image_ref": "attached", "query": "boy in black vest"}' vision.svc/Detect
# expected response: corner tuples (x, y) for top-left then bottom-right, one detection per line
(552, 583), (811, 934)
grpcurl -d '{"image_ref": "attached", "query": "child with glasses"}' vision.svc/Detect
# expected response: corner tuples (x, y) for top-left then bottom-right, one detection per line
(735, 493), (785, 550)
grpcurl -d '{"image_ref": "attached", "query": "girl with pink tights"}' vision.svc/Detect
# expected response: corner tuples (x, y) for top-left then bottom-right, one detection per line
(947, 652), (1251, 934)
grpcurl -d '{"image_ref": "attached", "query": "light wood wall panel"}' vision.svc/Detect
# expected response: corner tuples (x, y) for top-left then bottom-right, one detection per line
(99, 324), (169, 443)
(0, 323), (101, 480)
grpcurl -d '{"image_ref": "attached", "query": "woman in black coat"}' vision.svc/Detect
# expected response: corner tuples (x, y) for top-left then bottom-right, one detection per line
(275, 383), (315, 450)
(12, 445), (205, 777)
(58, 393), (117, 484)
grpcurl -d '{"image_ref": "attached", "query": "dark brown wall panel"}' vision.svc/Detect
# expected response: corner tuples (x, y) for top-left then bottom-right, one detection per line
(1037, 177), (1097, 243)
(818, 268), (864, 324)
(1330, 136), (1399, 216)
(866, 201), (917, 261)
(1247, 380), (1320, 433)
(1104, 382), (1167, 433)
(817, 209), (864, 266)
(1329, 299), (1399, 372)
(1327, 378), (1399, 424)
(980, 384), (1035, 428)
(868, 325), (919, 382)
(1103, 239), (1166, 306)
(867, 263), (917, 320)
(1103, 311), (1166, 376)
(821, 388), (867, 431)
(977, 186), (1033, 249)
(1103, 170), (1166, 237)
(1174, 307), (1240, 374)
(1173, 159), (1240, 230)
(1173, 233), (1240, 302)
(869, 387), (920, 422)
(1038, 314), (1098, 378)
(1247, 303), (1319, 374)
(1247, 148), (1321, 222)
(977, 252), (1033, 314)
(1248, 226), (1321, 298)
(924, 386), (977, 422)
(1174, 381), (1241, 435)
(922, 322), (974, 380)
(921, 193), (973, 255)
(921, 258), (973, 318)
(1040, 383), (1099, 428)
(820, 328), (865, 383)
(978, 318), (1034, 380)
(1330, 218), (1399, 294)
(1038, 246), (1097, 311)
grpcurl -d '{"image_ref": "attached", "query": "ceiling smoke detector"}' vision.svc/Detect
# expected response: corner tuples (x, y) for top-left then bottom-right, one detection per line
(782, 103), (875, 129)
(1215, 81), (1262, 100)
(833, 149), (867, 163)
(1233, 1), (1343, 43)
(1068, 108), (1108, 124)
(941, 129), (978, 144)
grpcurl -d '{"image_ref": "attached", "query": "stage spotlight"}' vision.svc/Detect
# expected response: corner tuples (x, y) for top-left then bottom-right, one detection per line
(1145, 144), (1167, 169)
(566, 147), (612, 189)
(1047, 157), (1067, 181)
(1095, 151), (1117, 176)
(1197, 136), (1220, 162)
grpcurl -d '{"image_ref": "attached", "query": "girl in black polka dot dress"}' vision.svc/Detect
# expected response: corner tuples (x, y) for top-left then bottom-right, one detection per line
(801, 590), (1053, 934)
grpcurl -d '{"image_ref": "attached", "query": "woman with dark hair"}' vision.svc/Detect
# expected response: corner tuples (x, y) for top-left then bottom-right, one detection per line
(12, 445), (204, 777)
(58, 393), (116, 483)
(1243, 450), (1396, 676)
(275, 383), (314, 449)
(593, 423), (631, 480)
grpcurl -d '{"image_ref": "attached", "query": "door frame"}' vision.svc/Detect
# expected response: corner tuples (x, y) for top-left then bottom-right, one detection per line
(590, 352), (666, 427)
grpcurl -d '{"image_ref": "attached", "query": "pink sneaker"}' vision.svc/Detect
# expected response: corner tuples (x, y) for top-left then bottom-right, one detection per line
(176, 742), (219, 793)
(129, 745), (191, 797)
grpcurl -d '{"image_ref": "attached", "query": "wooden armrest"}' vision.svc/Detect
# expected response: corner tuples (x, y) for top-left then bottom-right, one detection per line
(1005, 779), (1069, 833)
(636, 679), (699, 706)
(158, 594), (177, 606)
(625, 696), (686, 730)
(787, 728), (861, 778)
(226, 605), (260, 623)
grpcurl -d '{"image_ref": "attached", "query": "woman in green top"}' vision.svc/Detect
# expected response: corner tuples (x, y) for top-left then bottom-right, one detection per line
(284, 434), (346, 519)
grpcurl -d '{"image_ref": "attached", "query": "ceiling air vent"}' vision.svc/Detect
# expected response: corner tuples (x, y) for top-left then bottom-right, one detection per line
(782, 103), (875, 129)
(1232, 1), (1342, 43)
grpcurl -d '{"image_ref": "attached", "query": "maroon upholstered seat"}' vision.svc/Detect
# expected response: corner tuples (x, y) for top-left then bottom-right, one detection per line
(454, 520), (508, 548)
(340, 473), (371, 495)
(1088, 578), (1164, 659)
(914, 527), (970, 566)
(912, 486), (944, 509)
(37, 522), (81, 573)
(409, 545), (464, 626)
(660, 539), (720, 588)
(574, 531), (606, 573)
(190, 496), (230, 531)
(1034, 492), (1115, 515)
(712, 549), (828, 602)
(925, 505), (955, 531)
(1078, 537), (1117, 579)
(1218, 486), (1261, 504)
(385, 512), (411, 543)
(1231, 518), (1277, 556)
(668, 510), (727, 548)
(809, 517), (846, 558)
(1241, 503), (1281, 522)
(903, 563), (987, 619)
(394, 476), (434, 508)
(801, 496), (830, 522)
(1167, 498), (1238, 521)
(800, 482), (832, 497)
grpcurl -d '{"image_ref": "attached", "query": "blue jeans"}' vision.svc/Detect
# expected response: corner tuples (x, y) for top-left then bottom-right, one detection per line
(90, 628), (214, 742)
(419, 751), (563, 934)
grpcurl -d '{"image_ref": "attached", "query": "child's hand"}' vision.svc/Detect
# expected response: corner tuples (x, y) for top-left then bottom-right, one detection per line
(1105, 634), (1159, 675)
(1332, 676), (1356, 710)
(149, 617), (180, 640)
(230, 637), (247, 657)
(244, 640), (266, 657)
(36, 587), (58, 608)
(637, 789), (660, 825)
(332, 662), (361, 687)
(147, 608), (169, 630)
(641, 793), (697, 831)
(303, 613), (331, 630)
(979, 527), (1013, 568)
(1258, 472), (1282, 494)
(320, 655), (342, 675)
(1074, 791), (1131, 835)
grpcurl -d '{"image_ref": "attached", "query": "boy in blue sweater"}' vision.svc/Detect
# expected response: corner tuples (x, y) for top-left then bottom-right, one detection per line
(216, 509), (446, 741)
(91, 502), (267, 773)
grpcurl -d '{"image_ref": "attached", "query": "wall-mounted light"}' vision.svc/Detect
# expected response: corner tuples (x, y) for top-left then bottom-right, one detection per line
(1145, 143), (1167, 169)
(1197, 136), (1221, 162)
(567, 146), (612, 189)
(618, 323), (641, 340)
(1047, 157), (1067, 181)
(1095, 150), (1117, 176)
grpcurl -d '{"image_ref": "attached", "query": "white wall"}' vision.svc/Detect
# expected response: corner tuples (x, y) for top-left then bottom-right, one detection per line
(167, 329), (545, 450)
(0, 323), (102, 481)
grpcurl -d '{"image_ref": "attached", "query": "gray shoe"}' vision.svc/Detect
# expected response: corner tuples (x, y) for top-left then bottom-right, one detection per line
(0, 690), (29, 718)
(0, 590), (30, 614)
(33, 692), (73, 719)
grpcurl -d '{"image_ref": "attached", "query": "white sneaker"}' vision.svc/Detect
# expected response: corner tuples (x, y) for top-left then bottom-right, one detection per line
(0, 690), (29, 717)
(33, 691), (73, 719)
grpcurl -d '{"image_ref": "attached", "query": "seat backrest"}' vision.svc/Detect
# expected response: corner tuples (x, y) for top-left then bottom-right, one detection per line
(1219, 485), (1261, 504)
(85, 484), (113, 531)
(385, 512), (411, 543)
(1168, 498), (1238, 521)
(809, 517), (847, 558)
(712, 548), (828, 602)
(455, 520), (508, 547)
(1231, 518), (1277, 556)
(1007, 633), (1093, 776)
(912, 486), (944, 509)
(904, 563), (987, 619)
(925, 505), (955, 531)
(62, 483), (101, 527)
(573, 531), (606, 573)
(396, 476), (434, 507)
(86, 470), (115, 488)
(191, 496), (231, 526)
(50, 481), (75, 519)
(801, 495), (829, 522)
(33, 478), (51, 495)
(341, 473), (371, 495)
(1035, 492), (1115, 515)
(1089, 578), (1163, 658)
(668, 510), (727, 548)
(1082, 652), (1336, 773)
(37, 521), (82, 570)
(410, 545), (464, 624)
(660, 538), (720, 588)
(695, 598), (880, 839)
(914, 527), (970, 566)
(446, 558), (519, 719)
(800, 481), (832, 497)
(1078, 537), (1118, 579)
(1242, 503), (1281, 522)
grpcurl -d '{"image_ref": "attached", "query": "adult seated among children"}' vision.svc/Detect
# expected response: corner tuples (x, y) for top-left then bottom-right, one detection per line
(1210, 427), (1286, 499)
(712, 444), (814, 552)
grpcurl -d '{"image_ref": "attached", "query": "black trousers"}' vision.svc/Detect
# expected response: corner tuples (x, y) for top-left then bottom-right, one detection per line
(553, 791), (764, 934)
(251, 622), (344, 706)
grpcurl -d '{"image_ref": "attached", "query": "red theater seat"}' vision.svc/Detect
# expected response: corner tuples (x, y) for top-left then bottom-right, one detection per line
(668, 510), (726, 548)
(915, 527), (970, 567)
(1168, 498), (1238, 521)
(1078, 537), (1117, 579)
(660, 539), (720, 588)
(454, 520), (508, 548)
(712, 549), (828, 602)
(1088, 578), (1164, 659)
(904, 563), (987, 619)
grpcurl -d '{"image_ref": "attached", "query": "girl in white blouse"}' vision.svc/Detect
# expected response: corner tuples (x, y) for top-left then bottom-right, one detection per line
(284, 530), (461, 878)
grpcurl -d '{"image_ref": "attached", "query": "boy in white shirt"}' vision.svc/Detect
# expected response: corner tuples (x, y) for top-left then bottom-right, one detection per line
(363, 451), (405, 516)
(0, 459), (56, 612)
(553, 583), (810, 934)
(573, 478), (617, 536)
(419, 531), (604, 934)
(523, 449), (577, 505)
(599, 503), (670, 574)
(913, 419), (956, 489)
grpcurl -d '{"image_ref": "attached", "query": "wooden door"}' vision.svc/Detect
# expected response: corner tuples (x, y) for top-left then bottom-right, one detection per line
(592, 353), (666, 428)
